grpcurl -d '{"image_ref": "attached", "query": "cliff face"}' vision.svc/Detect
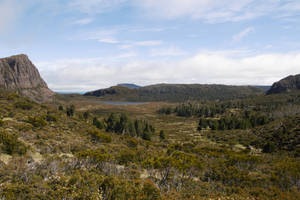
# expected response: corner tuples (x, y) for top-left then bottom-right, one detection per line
(0, 54), (54, 102)
(267, 74), (300, 95)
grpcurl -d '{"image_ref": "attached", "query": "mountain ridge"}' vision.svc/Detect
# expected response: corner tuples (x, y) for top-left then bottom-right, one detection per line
(117, 83), (141, 89)
(84, 83), (264, 102)
(267, 74), (300, 95)
(0, 54), (54, 102)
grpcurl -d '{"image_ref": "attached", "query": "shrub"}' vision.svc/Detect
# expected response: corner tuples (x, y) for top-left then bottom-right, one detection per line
(7, 93), (19, 100)
(76, 149), (111, 170)
(58, 105), (64, 111)
(83, 111), (89, 121)
(93, 117), (104, 129)
(116, 149), (136, 165)
(272, 159), (300, 190)
(88, 129), (112, 143)
(16, 123), (33, 132)
(14, 101), (33, 110)
(26, 116), (47, 128)
(126, 137), (138, 148)
(263, 142), (277, 153)
(66, 105), (75, 117)
(45, 114), (58, 122)
(159, 130), (165, 140)
(99, 177), (161, 200)
(0, 131), (27, 155)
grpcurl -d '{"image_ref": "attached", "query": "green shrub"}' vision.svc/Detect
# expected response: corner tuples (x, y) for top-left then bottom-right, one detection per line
(16, 123), (33, 132)
(126, 137), (138, 148)
(14, 101), (33, 110)
(159, 130), (165, 140)
(272, 159), (300, 190)
(88, 129), (112, 143)
(76, 149), (111, 170)
(93, 117), (104, 129)
(7, 93), (19, 100)
(263, 142), (277, 153)
(116, 149), (136, 165)
(0, 131), (27, 155)
(58, 105), (64, 111)
(99, 177), (161, 200)
(26, 116), (47, 128)
(66, 105), (75, 117)
(45, 114), (58, 122)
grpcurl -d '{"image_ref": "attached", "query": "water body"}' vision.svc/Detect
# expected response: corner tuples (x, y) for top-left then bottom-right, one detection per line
(99, 101), (148, 105)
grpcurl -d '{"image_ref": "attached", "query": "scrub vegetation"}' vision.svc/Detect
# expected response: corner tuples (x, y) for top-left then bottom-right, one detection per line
(0, 91), (300, 199)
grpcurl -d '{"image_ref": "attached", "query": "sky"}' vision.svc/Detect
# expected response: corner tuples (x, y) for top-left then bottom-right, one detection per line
(0, 0), (300, 92)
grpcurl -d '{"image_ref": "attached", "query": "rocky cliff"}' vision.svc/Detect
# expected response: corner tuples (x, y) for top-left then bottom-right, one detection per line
(267, 74), (300, 95)
(0, 54), (54, 102)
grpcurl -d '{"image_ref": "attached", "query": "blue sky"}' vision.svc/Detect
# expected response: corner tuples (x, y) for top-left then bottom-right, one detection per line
(1, 0), (300, 92)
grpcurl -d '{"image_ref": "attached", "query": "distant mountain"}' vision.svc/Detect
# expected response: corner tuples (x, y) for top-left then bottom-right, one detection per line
(117, 83), (141, 89)
(253, 85), (271, 91)
(0, 54), (54, 102)
(84, 84), (264, 102)
(267, 74), (300, 95)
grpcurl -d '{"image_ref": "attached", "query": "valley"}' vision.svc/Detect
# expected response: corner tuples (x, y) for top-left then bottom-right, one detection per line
(0, 55), (299, 200)
(1, 85), (300, 199)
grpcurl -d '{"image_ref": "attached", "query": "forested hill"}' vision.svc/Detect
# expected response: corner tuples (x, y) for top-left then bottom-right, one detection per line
(84, 84), (264, 102)
(267, 74), (300, 95)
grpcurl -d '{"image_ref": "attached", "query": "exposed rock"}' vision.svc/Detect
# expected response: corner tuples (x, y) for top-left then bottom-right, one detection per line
(0, 54), (54, 102)
(267, 74), (300, 95)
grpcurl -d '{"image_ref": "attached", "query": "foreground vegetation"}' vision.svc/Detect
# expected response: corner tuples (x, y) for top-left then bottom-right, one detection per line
(0, 91), (299, 199)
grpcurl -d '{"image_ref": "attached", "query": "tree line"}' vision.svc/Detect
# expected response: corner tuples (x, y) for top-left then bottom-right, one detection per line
(198, 112), (271, 131)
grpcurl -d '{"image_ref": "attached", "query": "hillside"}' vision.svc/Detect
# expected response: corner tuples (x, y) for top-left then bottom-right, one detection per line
(117, 83), (141, 89)
(0, 57), (299, 199)
(85, 84), (264, 102)
(1, 90), (300, 199)
(267, 74), (300, 95)
(0, 54), (54, 102)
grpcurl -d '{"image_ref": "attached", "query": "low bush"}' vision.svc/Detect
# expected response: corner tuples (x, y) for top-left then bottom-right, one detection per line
(14, 101), (33, 110)
(88, 129), (112, 143)
(26, 116), (47, 128)
(0, 131), (27, 155)
(45, 114), (58, 122)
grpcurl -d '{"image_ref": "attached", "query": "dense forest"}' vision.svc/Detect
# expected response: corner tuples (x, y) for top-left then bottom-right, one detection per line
(84, 84), (264, 102)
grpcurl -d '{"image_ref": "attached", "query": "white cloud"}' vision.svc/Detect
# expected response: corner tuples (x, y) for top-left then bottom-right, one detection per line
(36, 51), (300, 92)
(134, 40), (163, 46)
(72, 18), (94, 25)
(232, 27), (255, 42)
(80, 29), (119, 42)
(98, 38), (119, 44)
(133, 0), (300, 23)
(88, 32), (163, 47)
(118, 40), (163, 49)
(150, 47), (186, 57)
(68, 0), (127, 14)
(0, 0), (23, 33)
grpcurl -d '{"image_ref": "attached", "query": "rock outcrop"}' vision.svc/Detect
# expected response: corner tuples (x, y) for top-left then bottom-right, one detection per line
(0, 54), (54, 102)
(267, 74), (300, 95)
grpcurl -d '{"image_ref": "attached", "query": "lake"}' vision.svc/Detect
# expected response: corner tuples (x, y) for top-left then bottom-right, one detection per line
(99, 101), (148, 105)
